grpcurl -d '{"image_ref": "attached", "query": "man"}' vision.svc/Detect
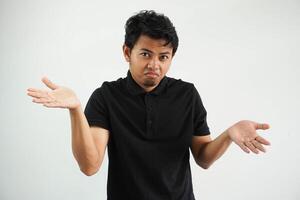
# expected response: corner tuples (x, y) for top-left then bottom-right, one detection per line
(27, 10), (270, 200)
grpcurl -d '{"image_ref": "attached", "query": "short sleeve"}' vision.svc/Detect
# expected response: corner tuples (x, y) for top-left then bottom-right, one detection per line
(84, 86), (110, 131)
(192, 85), (210, 136)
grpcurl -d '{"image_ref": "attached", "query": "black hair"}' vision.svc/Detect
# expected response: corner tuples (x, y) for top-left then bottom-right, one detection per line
(124, 10), (179, 56)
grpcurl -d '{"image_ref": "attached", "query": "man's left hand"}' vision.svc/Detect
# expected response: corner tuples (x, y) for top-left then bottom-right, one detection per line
(226, 120), (271, 154)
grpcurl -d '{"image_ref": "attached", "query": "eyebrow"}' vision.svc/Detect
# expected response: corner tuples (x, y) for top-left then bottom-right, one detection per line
(140, 48), (171, 55)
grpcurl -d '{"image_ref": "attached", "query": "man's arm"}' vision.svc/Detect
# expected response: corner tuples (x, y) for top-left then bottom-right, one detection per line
(191, 120), (271, 169)
(191, 132), (232, 169)
(70, 107), (109, 176)
(27, 77), (109, 176)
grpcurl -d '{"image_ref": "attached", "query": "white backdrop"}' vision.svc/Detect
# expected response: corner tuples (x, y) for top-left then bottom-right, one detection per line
(1, 0), (299, 199)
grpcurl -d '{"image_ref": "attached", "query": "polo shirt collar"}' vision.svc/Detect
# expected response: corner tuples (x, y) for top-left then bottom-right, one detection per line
(126, 70), (168, 96)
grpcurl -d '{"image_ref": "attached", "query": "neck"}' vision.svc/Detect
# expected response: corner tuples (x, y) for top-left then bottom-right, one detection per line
(137, 83), (157, 93)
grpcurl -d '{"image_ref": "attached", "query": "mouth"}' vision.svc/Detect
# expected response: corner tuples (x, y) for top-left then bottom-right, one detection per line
(144, 71), (159, 78)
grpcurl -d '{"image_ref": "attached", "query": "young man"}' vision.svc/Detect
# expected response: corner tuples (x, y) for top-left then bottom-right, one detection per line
(27, 10), (270, 200)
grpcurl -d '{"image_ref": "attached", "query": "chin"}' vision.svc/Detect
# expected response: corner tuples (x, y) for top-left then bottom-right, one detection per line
(143, 79), (158, 87)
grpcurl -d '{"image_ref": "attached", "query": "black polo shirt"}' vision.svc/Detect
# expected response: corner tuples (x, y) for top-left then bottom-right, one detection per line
(84, 70), (210, 200)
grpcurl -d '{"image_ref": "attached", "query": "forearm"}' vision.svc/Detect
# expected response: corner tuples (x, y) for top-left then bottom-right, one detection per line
(69, 106), (100, 172)
(197, 130), (232, 169)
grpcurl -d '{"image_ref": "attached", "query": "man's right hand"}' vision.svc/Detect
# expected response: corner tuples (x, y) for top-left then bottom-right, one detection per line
(27, 77), (81, 110)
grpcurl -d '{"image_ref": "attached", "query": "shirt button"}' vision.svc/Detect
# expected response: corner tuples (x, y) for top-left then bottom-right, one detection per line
(148, 120), (152, 125)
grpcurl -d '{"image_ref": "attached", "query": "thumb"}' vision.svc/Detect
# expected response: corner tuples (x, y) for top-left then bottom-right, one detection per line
(255, 122), (270, 130)
(41, 77), (58, 90)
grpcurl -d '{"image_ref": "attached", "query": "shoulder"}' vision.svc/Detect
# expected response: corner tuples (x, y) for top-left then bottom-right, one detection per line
(166, 76), (195, 92)
(92, 77), (125, 94)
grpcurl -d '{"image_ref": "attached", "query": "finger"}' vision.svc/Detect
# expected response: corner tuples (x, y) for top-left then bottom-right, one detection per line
(43, 102), (60, 108)
(27, 91), (48, 98)
(255, 136), (271, 145)
(237, 142), (250, 154)
(27, 88), (39, 92)
(255, 123), (270, 130)
(32, 97), (52, 104)
(252, 140), (266, 153)
(27, 88), (46, 93)
(244, 141), (259, 154)
(42, 77), (58, 90)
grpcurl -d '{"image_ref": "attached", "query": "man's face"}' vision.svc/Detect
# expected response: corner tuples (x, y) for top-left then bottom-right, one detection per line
(123, 35), (173, 92)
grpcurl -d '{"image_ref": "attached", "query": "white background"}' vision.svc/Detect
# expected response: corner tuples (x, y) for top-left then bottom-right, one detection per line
(1, 0), (299, 199)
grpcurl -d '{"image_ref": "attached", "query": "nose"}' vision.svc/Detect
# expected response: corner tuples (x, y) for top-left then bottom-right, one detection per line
(147, 57), (160, 70)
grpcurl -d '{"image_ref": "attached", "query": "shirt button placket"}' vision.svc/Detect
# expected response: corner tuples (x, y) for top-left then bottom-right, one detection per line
(145, 94), (153, 135)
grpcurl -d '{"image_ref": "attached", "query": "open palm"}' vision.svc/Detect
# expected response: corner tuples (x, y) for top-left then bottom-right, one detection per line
(227, 120), (271, 154)
(27, 77), (80, 109)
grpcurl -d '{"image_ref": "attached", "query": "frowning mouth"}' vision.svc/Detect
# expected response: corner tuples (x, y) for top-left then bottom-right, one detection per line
(144, 72), (159, 78)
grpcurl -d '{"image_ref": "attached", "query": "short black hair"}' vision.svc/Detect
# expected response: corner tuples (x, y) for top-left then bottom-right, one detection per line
(124, 10), (179, 56)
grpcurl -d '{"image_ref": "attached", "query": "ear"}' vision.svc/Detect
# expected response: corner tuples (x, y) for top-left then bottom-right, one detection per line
(122, 44), (131, 62)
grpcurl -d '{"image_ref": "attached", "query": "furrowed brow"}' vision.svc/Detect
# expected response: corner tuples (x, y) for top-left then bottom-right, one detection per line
(159, 52), (171, 55)
(140, 48), (153, 53)
(140, 48), (171, 55)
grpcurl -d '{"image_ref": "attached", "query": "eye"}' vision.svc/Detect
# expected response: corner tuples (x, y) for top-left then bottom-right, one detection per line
(160, 55), (169, 61)
(140, 52), (150, 57)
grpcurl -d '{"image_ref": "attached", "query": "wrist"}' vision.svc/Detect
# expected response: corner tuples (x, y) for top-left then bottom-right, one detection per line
(69, 104), (82, 113)
(224, 128), (233, 142)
